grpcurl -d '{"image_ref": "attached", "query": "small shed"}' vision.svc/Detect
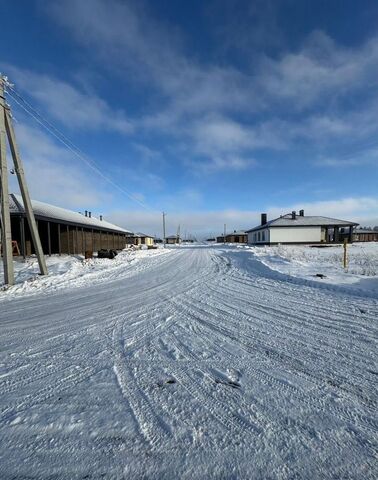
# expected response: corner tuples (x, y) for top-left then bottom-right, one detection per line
(126, 232), (155, 246)
(165, 235), (181, 244)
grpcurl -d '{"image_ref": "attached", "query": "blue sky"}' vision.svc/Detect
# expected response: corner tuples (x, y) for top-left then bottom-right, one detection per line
(1, 0), (378, 236)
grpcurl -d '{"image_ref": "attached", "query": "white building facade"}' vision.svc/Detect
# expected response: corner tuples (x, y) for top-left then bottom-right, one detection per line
(247, 211), (357, 245)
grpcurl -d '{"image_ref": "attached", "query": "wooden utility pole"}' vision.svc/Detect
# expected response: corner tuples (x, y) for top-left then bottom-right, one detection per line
(162, 212), (166, 247)
(0, 78), (14, 285)
(0, 75), (48, 284)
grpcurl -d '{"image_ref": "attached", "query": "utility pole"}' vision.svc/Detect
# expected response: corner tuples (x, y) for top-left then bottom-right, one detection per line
(0, 75), (48, 285)
(0, 78), (13, 285)
(162, 212), (166, 248)
(224, 223), (226, 244)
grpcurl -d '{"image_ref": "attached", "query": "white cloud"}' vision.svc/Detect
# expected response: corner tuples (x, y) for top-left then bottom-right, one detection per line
(3, 64), (133, 134)
(107, 196), (378, 237)
(257, 30), (378, 109)
(8, 121), (112, 209)
(43, 0), (378, 172)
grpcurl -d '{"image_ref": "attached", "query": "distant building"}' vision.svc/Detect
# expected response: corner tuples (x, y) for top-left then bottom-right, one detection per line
(247, 210), (358, 245)
(353, 228), (378, 242)
(216, 231), (247, 243)
(165, 235), (181, 244)
(126, 232), (155, 246)
(9, 193), (131, 256)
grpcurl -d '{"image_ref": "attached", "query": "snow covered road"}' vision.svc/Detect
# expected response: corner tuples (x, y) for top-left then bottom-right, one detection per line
(1, 246), (377, 479)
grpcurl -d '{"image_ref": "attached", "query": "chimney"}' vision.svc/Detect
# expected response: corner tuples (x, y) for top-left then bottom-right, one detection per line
(299, 209), (304, 217)
(291, 211), (296, 220)
(89, 211), (92, 218)
(261, 213), (267, 225)
(100, 215), (103, 221)
(85, 210), (88, 217)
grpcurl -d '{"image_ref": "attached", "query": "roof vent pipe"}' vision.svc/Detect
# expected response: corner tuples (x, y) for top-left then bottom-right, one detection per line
(261, 213), (267, 225)
(85, 210), (88, 217)
(291, 211), (296, 220)
(299, 209), (304, 216)
(89, 211), (92, 218)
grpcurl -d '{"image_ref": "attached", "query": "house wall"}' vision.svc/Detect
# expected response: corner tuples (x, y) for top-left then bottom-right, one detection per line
(9, 215), (127, 255)
(141, 237), (154, 245)
(248, 229), (270, 244)
(248, 226), (322, 244)
(225, 234), (247, 243)
(270, 226), (321, 243)
(354, 232), (378, 242)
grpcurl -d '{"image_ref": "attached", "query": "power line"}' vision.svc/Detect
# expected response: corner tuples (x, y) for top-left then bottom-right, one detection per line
(4, 82), (154, 211)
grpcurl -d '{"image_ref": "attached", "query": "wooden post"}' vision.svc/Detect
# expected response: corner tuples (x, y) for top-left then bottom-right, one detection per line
(58, 224), (61, 255)
(0, 78), (14, 284)
(162, 212), (166, 248)
(343, 239), (348, 269)
(348, 225), (353, 243)
(20, 216), (26, 259)
(47, 221), (51, 256)
(72, 227), (76, 255)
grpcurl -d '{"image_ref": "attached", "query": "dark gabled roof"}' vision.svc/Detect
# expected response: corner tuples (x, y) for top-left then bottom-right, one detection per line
(9, 193), (132, 234)
(246, 213), (358, 233)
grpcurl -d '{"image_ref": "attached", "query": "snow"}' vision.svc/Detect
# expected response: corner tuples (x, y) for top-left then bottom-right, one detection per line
(238, 242), (378, 297)
(10, 193), (131, 233)
(0, 246), (377, 478)
(0, 247), (170, 299)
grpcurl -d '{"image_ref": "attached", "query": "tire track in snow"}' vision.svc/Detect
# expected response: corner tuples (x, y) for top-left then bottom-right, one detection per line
(171, 295), (378, 435)
(111, 321), (171, 450)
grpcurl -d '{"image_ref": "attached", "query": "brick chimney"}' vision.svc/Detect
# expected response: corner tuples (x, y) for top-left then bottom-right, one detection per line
(88, 211), (92, 218)
(291, 211), (296, 220)
(299, 209), (304, 216)
(85, 210), (88, 217)
(100, 215), (103, 221)
(261, 213), (267, 225)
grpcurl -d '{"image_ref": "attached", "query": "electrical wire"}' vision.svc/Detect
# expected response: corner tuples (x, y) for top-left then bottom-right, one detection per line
(4, 83), (154, 211)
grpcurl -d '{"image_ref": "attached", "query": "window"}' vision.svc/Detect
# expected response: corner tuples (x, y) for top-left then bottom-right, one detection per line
(261, 231), (265, 242)
(258, 232), (261, 241)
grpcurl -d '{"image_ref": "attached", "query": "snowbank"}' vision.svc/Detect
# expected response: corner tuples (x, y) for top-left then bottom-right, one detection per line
(239, 242), (378, 295)
(0, 247), (171, 300)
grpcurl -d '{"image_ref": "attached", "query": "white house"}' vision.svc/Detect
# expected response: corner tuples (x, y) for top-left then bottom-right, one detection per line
(246, 210), (358, 245)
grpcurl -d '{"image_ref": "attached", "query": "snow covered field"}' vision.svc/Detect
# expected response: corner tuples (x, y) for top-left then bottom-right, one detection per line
(0, 246), (377, 478)
(239, 242), (378, 297)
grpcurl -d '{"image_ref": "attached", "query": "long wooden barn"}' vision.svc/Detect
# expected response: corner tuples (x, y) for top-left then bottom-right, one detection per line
(9, 194), (132, 256)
